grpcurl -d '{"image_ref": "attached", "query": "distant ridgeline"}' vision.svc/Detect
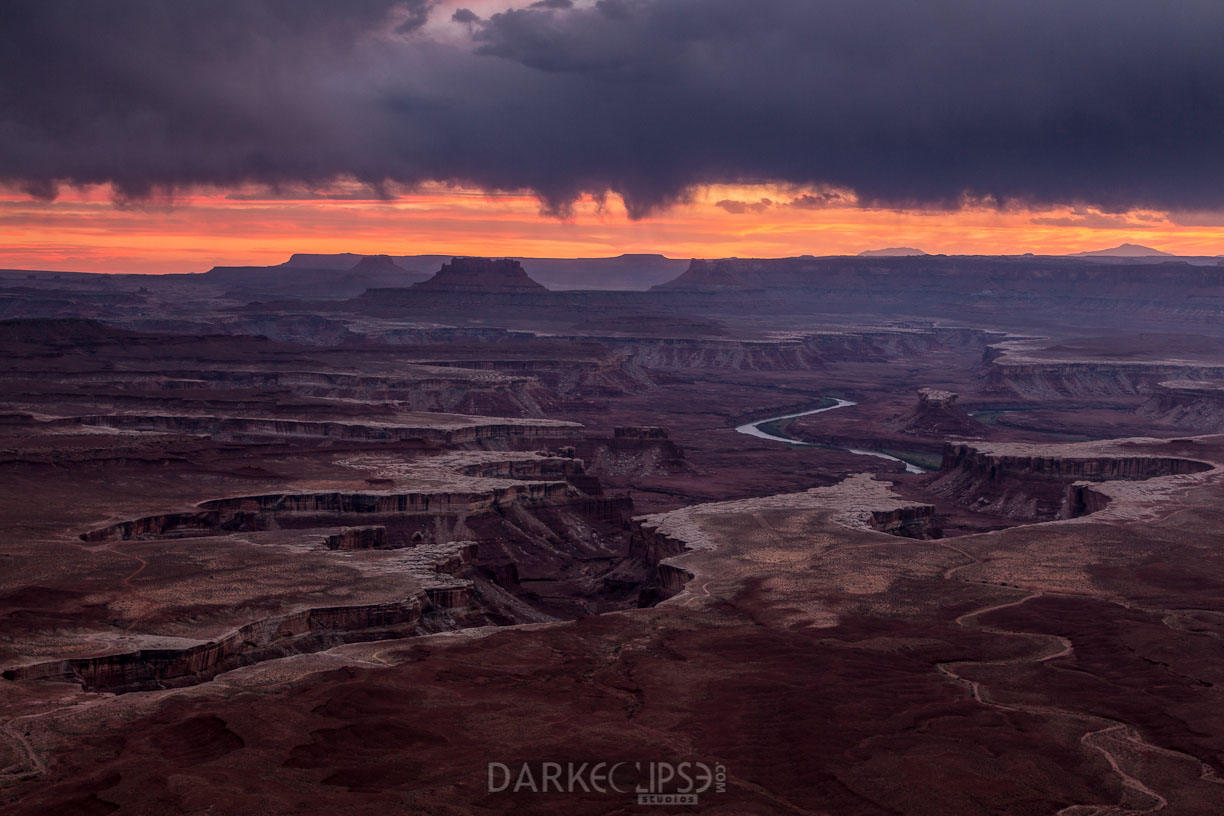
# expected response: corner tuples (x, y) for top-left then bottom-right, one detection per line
(642, 255), (1224, 329)
(278, 252), (688, 291)
(340, 253), (1224, 334)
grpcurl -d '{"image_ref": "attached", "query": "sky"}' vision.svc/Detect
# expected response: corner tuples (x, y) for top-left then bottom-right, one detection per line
(3, 0), (1224, 273)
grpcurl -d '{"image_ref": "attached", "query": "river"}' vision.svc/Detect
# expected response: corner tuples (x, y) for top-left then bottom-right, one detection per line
(734, 398), (925, 474)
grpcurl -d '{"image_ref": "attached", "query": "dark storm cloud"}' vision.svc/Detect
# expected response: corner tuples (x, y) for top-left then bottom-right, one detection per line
(4, 0), (1224, 216)
(788, 191), (856, 210)
(0, 0), (436, 199)
(715, 198), (773, 215)
(1030, 209), (1154, 229)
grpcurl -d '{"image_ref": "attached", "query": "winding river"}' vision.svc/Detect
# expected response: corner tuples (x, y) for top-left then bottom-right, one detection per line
(734, 398), (925, 474)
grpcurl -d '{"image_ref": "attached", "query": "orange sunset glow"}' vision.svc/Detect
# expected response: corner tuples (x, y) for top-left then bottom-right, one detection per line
(4, 182), (1223, 275)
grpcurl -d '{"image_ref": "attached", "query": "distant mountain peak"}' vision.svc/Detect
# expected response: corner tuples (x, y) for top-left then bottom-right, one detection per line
(858, 247), (928, 257)
(1072, 243), (1174, 257)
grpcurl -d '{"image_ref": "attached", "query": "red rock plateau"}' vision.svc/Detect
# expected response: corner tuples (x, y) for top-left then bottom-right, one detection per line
(2, 254), (1224, 814)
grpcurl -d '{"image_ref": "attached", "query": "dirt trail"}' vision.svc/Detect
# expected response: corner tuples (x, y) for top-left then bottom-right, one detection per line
(119, 551), (148, 591)
(931, 540), (1221, 814)
(0, 695), (127, 784)
(0, 716), (44, 782)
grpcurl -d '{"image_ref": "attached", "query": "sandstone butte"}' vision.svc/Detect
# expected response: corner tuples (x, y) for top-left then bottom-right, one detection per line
(411, 257), (549, 293)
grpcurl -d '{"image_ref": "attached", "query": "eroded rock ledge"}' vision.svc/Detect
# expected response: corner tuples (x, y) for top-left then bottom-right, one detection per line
(63, 411), (579, 445)
(1138, 379), (1224, 432)
(7, 451), (684, 693)
(930, 439), (1217, 521)
(4, 541), (476, 693)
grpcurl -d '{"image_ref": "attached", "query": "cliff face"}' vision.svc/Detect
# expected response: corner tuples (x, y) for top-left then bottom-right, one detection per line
(615, 426), (668, 439)
(893, 389), (984, 437)
(930, 442), (1213, 521)
(80, 483), (580, 542)
(569, 328), (990, 372)
(1136, 381), (1224, 431)
(81, 451), (603, 542)
(49, 451), (683, 689)
(412, 258), (548, 292)
(7, 596), (431, 692)
(452, 455), (586, 480)
(325, 526), (389, 550)
(21, 447), (693, 692)
(70, 414), (574, 444)
(986, 361), (1224, 398)
(417, 355), (654, 403)
(593, 335), (822, 369)
(197, 482), (575, 516)
(574, 430), (690, 480)
(27, 363), (559, 419)
(866, 505), (939, 539)
(80, 509), (265, 543)
(4, 541), (480, 693)
(629, 520), (696, 606)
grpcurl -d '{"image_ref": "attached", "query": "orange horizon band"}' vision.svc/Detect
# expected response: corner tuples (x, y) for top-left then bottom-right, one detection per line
(2, 182), (1222, 274)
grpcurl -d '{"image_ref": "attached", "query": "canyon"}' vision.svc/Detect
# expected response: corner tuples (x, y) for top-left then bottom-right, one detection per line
(1, 254), (1223, 814)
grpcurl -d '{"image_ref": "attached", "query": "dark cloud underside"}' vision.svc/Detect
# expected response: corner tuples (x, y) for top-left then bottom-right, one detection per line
(3, 0), (1224, 216)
